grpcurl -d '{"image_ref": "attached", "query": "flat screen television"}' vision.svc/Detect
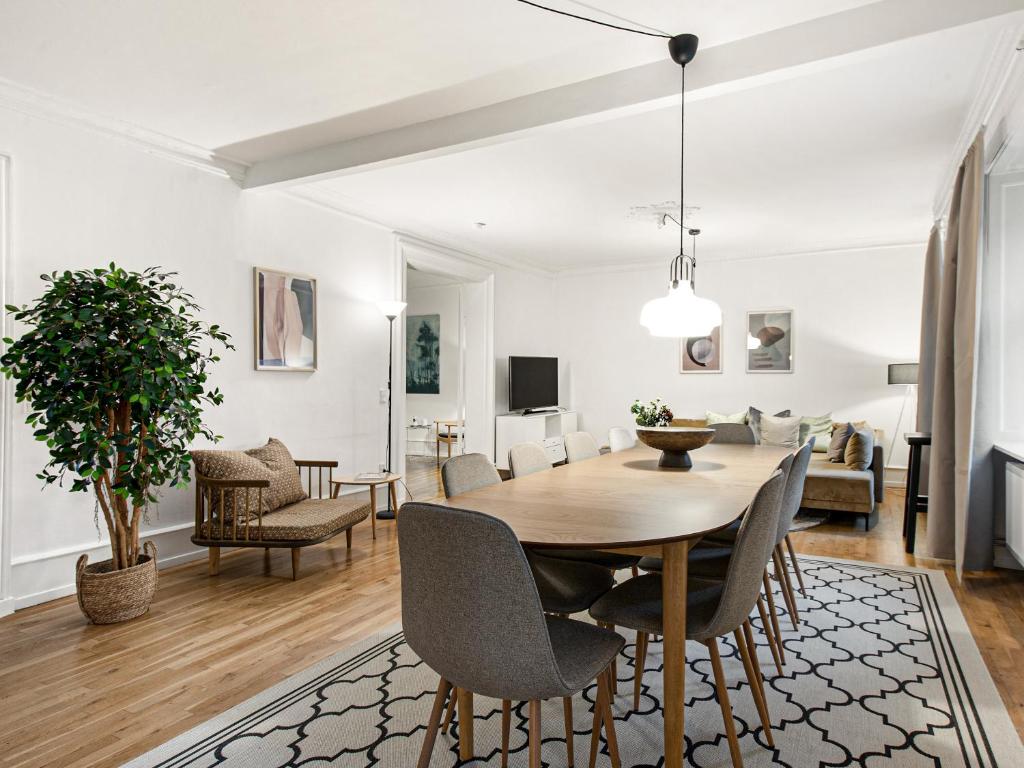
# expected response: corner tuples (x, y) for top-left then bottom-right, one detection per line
(508, 356), (559, 412)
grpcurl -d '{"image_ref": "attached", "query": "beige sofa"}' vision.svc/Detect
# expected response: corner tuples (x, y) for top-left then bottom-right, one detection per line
(802, 444), (884, 529)
(672, 419), (884, 529)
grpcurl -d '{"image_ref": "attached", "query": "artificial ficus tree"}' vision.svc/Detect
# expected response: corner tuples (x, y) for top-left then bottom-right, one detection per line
(1, 265), (233, 570)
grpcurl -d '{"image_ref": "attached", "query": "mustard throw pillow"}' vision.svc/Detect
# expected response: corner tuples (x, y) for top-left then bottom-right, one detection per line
(844, 426), (874, 471)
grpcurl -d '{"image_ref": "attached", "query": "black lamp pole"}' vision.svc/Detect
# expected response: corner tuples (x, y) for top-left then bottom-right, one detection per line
(378, 313), (397, 520)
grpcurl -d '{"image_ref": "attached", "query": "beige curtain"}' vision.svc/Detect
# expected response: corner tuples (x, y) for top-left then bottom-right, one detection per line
(926, 131), (984, 577)
(915, 224), (942, 484)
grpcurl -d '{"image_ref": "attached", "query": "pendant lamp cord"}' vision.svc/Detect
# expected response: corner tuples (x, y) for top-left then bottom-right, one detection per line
(513, 0), (671, 38)
(679, 64), (685, 260)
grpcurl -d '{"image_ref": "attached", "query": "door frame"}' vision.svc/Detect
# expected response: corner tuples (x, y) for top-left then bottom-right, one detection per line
(0, 155), (13, 617)
(392, 235), (496, 488)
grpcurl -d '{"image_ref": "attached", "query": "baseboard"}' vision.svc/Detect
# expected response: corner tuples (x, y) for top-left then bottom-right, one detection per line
(11, 544), (207, 611)
(994, 544), (1024, 571)
(0, 596), (14, 618)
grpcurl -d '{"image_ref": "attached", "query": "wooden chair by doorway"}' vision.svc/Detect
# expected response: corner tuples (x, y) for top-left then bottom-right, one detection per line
(435, 419), (463, 466)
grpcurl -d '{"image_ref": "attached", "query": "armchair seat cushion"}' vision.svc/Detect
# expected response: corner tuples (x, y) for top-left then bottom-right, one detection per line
(200, 496), (370, 542)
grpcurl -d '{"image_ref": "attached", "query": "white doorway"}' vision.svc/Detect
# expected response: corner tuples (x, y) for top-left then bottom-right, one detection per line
(0, 154), (12, 617)
(393, 237), (495, 491)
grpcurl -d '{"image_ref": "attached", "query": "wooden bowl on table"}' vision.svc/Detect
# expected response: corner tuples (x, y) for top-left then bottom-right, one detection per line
(635, 426), (716, 469)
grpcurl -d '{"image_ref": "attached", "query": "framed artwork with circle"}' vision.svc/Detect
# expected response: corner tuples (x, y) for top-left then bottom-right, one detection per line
(680, 323), (722, 373)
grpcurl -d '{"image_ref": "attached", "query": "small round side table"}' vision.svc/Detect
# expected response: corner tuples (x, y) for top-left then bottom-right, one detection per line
(330, 473), (402, 538)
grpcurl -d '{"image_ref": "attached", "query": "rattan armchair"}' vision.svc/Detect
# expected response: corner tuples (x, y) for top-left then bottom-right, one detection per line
(192, 459), (371, 580)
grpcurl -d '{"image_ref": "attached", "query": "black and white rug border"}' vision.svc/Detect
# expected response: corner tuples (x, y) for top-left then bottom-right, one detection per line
(122, 556), (1024, 768)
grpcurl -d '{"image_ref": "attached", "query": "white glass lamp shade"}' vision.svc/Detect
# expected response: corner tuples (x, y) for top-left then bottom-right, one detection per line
(377, 300), (407, 320)
(640, 282), (722, 338)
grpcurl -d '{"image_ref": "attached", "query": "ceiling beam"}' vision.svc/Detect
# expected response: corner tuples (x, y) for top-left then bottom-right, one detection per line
(242, 0), (1024, 189)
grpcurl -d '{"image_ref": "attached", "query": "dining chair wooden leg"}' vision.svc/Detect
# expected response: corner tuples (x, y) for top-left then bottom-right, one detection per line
(773, 547), (800, 629)
(633, 631), (648, 710)
(739, 622), (774, 748)
(784, 534), (806, 596)
(600, 668), (622, 768)
(457, 688), (474, 760)
(563, 696), (576, 767)
(756, 596), (784, 675)
(589, 675), (605, 768)
(501, 699), (511, 768)
(706, 637), (744, 768)
(528, 699), (542, 768)
(762, 571), (786, 664)
(441, 686), (457, 733)
(417, 677), (452, 768)
(597, 622), (618, 690)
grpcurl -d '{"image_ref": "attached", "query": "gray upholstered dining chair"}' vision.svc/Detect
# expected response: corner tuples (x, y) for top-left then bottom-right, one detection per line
(608, 427), (635, 453)
(709, 422), (756, 444)
(564, 431), (601, 462)
(508, 441), (551, 478)
(400, 502), (624, 768)
(589, 470), (787, 767)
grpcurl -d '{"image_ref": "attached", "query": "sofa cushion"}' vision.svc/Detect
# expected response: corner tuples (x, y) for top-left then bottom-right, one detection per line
(803, 454), (875, 514)
(827, 423), (854, 462)
(706, 409), (747, 424)
(845, 425), (875, 471)
(245, 438), (307, 510)
(192, 438), (307, 514)
(748, 407), (791, 443)
(200, 496), (371, 542)
(760, 414), (801, 448)
(800, 414), (832, 451)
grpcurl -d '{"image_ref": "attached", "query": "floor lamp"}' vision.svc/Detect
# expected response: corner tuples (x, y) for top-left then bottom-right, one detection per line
(377, 300), (407, 519)
(887, 362), (919, 467)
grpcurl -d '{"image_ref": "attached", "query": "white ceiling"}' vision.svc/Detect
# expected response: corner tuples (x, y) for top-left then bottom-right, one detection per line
(0, 0), (875, 152)
(304, 17), (1006, 271)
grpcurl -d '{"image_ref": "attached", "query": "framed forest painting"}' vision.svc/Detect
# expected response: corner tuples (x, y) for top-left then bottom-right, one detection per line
(406, 313), (440, 394)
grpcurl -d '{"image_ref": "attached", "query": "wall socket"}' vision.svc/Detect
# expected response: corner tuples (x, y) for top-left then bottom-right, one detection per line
(379, 388), (388, 404)
(378, 462), (386, 472)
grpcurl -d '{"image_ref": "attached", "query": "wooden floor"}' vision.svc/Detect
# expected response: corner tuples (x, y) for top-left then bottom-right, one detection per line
(2, 459), (1023, 767)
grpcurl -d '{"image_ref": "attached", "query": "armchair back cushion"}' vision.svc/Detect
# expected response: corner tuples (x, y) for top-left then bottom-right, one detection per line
(192, 437), (307, 513)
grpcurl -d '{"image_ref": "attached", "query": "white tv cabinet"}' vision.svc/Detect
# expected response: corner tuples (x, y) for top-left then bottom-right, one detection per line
(495, 410), (578, 471)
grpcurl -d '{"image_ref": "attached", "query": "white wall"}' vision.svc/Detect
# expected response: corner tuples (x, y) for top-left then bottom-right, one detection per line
(0, 103), (560, 611)
(0, 106), (399, 609)
(405, 283), (460, 424)
(555, 245), (925, 468)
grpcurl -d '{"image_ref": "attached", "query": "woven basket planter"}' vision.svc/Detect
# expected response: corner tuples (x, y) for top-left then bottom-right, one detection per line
(75, 541), (158, 624)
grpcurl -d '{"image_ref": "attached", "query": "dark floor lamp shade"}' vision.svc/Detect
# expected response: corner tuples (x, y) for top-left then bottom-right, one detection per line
(888, 363), (919, 386)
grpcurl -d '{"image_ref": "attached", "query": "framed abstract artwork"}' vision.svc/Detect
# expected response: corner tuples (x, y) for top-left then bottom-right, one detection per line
(680, 323), (722, 373)
(253, 267), (317, 371)
(747, 309), (793, 373)
(406, 314), (440, 394)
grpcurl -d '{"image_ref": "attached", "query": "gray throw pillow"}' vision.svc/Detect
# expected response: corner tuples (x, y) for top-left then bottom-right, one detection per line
(845, 426), (874, 471)
(760, 414), (801, 448)
(748, 407), (791, 444)
(828, 423), (854, 462)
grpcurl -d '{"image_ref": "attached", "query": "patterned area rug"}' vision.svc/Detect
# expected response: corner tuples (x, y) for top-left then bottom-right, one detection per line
(125, 557), (1024, 767)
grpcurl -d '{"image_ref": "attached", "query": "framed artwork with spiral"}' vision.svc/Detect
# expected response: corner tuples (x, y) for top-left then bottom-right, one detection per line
(680, 322), (722, 373)
(254, 267), (318, 371)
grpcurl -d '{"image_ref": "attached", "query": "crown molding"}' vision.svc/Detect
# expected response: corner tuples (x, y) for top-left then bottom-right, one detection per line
(933, 23), (1024, 217)
(553, 239), (928, 278)
(285, 185), (556, 278)
(0, 77), (249, 182)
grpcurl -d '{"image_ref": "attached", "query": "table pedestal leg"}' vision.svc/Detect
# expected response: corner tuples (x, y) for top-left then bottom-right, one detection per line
(662, 540), (689, 768)
(369, 485), (377, 539)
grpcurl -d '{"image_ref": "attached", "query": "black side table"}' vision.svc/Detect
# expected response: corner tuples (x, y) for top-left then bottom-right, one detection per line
(903, 432), (931, 553)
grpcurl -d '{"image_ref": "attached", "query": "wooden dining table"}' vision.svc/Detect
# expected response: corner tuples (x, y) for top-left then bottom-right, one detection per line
(440, 440), (791, 767)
